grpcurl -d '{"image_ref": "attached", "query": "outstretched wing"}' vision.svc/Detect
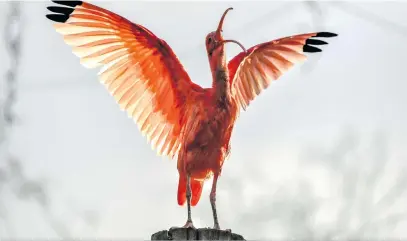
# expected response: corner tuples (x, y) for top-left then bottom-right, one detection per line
(46, 0), (204, 159)
(228, 32), (338, 111)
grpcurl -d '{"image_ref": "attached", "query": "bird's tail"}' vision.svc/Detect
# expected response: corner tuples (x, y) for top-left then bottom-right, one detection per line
(177, 174), (204, 206)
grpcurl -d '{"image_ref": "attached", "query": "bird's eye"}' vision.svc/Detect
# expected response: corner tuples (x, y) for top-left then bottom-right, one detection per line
(207, 37), (212, 44)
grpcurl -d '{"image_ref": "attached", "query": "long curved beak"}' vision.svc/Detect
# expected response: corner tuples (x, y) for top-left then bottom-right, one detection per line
(214, 8), (247, 54)
(220, 39), (247, 54)
(215, 7), (233, 40)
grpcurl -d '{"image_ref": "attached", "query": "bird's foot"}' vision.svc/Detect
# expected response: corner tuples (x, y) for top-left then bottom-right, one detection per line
(183, 220), (196, 229)
(170, 220), (196, 230)
(210, 224), (231, 233)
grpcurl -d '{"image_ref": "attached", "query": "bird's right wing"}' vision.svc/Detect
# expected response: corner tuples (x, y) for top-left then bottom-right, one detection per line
(46, 1), (204, 159)
(228, 32), (337, 111)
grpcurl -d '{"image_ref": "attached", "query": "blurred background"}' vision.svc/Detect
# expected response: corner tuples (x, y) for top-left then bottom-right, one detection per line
(0, 0), (406, 239)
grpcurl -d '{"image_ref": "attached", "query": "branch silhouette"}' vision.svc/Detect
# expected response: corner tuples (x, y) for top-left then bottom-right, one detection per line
(0, 2), (100, 239)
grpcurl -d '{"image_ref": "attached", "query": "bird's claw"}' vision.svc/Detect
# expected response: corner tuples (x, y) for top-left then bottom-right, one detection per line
(169, 221), (196, 232)
(210, 225), (231, 233)
(170, 221), (196, 230)
(183, 220), (196, 229)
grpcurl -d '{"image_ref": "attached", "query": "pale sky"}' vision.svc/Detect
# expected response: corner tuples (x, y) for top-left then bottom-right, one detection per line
(1, 1), (407, 239)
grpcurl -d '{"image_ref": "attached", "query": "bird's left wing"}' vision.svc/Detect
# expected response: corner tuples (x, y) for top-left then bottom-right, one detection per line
(46, 1), (205, 159)
(228, 32), (337, 111)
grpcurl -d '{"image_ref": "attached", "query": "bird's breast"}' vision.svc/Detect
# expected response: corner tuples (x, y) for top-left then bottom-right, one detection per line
(177, 97), (238, 175)
(187, 100), (236, 149)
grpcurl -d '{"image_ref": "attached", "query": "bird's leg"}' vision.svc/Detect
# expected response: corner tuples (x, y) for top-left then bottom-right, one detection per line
(183, 173), (196, 229)
(210, 173), (221, 230)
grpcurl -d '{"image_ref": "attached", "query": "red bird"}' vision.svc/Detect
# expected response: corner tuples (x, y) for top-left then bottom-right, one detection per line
(46, 1), (337, 230)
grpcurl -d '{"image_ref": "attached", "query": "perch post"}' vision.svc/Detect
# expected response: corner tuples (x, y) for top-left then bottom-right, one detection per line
(151, 227), (245, 240)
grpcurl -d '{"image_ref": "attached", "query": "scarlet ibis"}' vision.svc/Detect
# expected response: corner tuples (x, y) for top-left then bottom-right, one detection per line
(45, 0), (337, 230)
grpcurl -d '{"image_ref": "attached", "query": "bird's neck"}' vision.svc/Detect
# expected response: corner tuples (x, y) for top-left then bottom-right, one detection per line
(210, 49), (230, 103)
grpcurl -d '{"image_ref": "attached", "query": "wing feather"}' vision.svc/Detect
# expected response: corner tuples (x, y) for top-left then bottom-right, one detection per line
(228, 32), (337, 111)
(46, 0), (204, 159)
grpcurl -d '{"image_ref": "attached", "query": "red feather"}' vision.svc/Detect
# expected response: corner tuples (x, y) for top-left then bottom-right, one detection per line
(228, 32), (337, 110)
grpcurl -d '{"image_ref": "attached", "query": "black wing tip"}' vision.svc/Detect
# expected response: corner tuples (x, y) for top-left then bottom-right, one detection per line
(306, 39), (328, 46)
(304, 32), (337, 53)
(51, 1), (83, 8)
(315, 32), (338, 38)
(46, 1), (82, 23)
(46, 13), (69, 23)
(47, 6), (75, 15)
(303, 45), (322, 53)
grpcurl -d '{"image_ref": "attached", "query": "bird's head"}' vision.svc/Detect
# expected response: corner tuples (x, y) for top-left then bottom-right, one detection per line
(205, 7), (246, 60)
